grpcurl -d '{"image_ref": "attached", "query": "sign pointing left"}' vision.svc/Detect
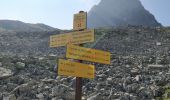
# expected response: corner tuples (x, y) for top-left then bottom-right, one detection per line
(58, 59), (95, 79)
(50, 29), (94, 47)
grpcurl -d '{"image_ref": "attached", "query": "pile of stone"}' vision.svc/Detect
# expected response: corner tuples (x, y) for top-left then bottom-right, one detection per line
(1, 26), (170, 99)
(1, 26), (170, 56)
(0, 54), (170, 100)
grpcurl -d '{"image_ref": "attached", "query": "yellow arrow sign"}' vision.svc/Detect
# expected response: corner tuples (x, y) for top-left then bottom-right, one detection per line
(58, 59), (95, 79)
(66, 44), (111, 64)
(73, 12), (87, 30)
(50, 29), (94, 47)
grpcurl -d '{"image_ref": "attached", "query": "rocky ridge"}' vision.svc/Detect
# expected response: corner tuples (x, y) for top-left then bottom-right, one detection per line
(1, 26), (170, 56)
(0, 20), (57, 32)
(88, 0), (161, 28)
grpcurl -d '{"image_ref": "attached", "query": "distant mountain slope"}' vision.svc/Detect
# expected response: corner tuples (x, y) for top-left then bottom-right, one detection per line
(88, 0), (161, 28)
(0, 20), (56, 32)
(1, 25), (170, 56)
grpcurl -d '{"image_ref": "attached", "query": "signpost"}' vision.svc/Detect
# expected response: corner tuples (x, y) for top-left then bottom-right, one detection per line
(66, 44), (111, 64)
(49, 11), (111, 100)
(58, 59), (95, 78)
(50, 29), (94, 47)
(73, 12), (87, 30)
(73, 11), (87, 100)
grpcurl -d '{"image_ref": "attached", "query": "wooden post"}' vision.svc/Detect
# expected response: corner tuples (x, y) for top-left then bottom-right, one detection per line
(75, 72), (82, 100)
(75, 11), (87, 100)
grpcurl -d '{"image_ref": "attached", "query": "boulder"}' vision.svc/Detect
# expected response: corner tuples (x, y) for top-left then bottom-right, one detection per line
(3, 94), (16, 100)
(0, 67), (13, 79)
(52, 85), (67, 97)
(0, 62), (2, 67)
(15, 62), (25, 70)
(36, 93), (44, 99)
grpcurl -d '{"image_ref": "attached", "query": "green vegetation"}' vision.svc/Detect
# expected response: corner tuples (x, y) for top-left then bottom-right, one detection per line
(156, 86), (170, 100)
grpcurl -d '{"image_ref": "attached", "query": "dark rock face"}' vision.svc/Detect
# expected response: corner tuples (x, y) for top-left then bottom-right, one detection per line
(88, 0), (161, 28)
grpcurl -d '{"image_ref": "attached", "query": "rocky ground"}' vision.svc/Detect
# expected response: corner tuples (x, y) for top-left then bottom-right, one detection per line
(0, 54), (170, 100)
(1, 26), (170, 100)
(1, 26), (170, 56)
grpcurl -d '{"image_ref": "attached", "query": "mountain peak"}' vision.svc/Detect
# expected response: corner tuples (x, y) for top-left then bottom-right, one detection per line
(88, 0), (161, 28)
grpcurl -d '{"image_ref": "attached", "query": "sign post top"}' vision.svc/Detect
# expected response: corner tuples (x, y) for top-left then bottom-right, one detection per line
(79, 11), (85, 13)
(73, 11), (87, 31)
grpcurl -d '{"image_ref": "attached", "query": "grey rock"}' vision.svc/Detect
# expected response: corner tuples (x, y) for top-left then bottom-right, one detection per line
(15, 62), (25, 70)
(106, 77), (113, 84)
(119, 93), (130, 100)
(3, 94), (16, 100)
(135, 75), (142, 82)
(36, 93), (44, 99)
(6, 83), (18, 92)
(154, 77), (167, 86)
(0, 93), (2, 100)
(0, 62), (2, 67)
(123, 77), (133, 87)
(129, 94), (139, 100)
(148, 64), (168, 71)
(42, 78), (57, 84)
(0, 67), (13, 79)
(130, 69), (139, 76)
(52, 85), (67, 97)
(52, 97), (60, 100)
(125, 83), (139, 93)
(87, 93), (102, 100)
(137, 87), (154, 99)
(63, 92), (75, 100)
(110, 93), (122, 99)
(10, 83), (34, 95)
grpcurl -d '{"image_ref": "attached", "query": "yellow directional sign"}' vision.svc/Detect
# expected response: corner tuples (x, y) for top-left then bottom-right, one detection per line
(73, 12), (87, 30)
(50, 29), (94, 47)
(58, 59), (95, 79)
(66, 44), (111, 64)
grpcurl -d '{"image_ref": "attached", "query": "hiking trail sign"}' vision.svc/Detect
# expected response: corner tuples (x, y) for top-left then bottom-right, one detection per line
(66, 44), (111, 64)
(50, 29), (94, 47)
(73, 12), (87, 30)
(58, 59), (95, 79)
(49, 11), (111, 100)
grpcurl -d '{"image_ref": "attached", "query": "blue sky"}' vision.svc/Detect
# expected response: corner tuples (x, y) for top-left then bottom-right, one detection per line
(0, 0), (169, 29)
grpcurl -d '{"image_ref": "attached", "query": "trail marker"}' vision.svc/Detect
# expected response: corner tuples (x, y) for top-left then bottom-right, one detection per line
(66, 44), (111, 64)
(50, 29), (94, 47)
(49, 11), (111, 100)
(58, 59), (95, 78)
(73, 12), (87, 30)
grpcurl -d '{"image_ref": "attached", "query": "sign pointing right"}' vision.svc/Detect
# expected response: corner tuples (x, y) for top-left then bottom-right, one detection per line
(66, 44), (111, 64)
